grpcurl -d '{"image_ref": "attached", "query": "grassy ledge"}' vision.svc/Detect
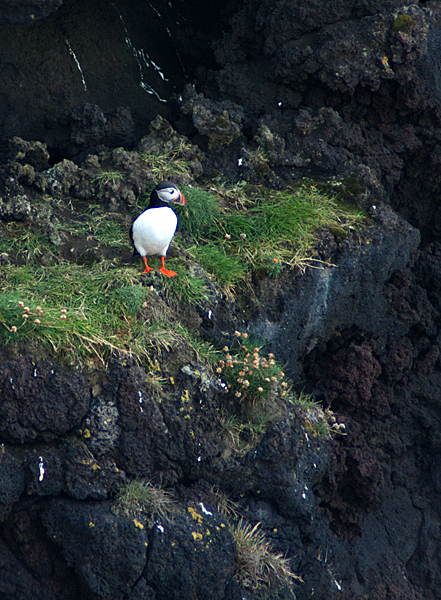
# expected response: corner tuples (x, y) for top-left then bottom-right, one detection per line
(179, 181), (369, 288)
(0, 165), (369, 364)
(0, 256), (212, 366)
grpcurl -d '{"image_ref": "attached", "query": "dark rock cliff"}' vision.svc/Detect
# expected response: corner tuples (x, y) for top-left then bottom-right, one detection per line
(1, 1), (441, 599)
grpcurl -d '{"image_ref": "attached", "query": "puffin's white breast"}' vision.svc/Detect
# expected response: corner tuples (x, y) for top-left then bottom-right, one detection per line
(131, 206), (178, 257)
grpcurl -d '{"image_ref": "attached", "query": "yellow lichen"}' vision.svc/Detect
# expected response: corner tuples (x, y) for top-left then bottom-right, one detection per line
(188, 506), (203, 524)
(133, 519), (144, 529)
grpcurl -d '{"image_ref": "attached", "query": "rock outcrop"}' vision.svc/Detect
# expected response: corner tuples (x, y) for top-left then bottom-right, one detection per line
(0, 1), (441, 599)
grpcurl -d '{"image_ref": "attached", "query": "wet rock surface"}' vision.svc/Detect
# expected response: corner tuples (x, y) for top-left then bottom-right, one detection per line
(0, 0), (63, 25)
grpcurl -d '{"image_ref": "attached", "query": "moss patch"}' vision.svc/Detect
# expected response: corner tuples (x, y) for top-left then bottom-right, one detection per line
(392, 14), (416, 33)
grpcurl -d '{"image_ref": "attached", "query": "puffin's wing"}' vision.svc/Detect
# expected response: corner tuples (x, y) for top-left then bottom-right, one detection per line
(129, 219), (137, 256)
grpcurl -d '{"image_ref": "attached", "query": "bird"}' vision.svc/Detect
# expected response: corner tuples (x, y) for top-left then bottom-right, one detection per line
(130, 181), (186, 277)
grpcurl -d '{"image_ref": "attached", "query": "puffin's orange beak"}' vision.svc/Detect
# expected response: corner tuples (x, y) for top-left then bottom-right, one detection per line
(173, 191), (186, 206)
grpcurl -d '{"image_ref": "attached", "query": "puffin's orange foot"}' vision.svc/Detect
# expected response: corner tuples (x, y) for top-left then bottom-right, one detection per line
(141, 257), (154, 274)
(159, 267), (177, 278)
(159, 256), (177, 277)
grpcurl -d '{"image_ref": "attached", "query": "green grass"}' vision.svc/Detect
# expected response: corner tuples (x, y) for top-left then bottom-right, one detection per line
(189, 244), (248, 287)
(0, 224), (58, 263)
(179, 186), (220, 237)
(0, 262), (146, 360)
(140, 140), (193, 182)
(92, 170), (126, 186)
(0, 168), (368, 364)
(220, 412), (271, 456)
(179, 182), (368, 287)
(159, 260), (214, 304)
(0, 258), (211, 365)
(112, 479), (175, 519)
(60, 207), (128, 248)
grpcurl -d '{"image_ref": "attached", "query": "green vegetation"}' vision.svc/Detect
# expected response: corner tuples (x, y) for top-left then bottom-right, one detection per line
(112, 479), (175, 519)
(92, 170), (125, 186)
(179, 182), (368, 288)
(0, 244), (211, 364)
(217, 331), (289, 406)
(0, 262), (148, 361)
(191, 244), (248, 287)
(140, 140), (193, 181)
(216, 331), (289, 453)
(232, 519), (301, 592)
(392, 14), (415, 33)
(220, 412), (272, 456)
(293, 390), (347, 437)
(60, 205), (128, 248)
(178, 186), (220, 238)
(214, 332), (345, 452)
(160, 261), (213, 305)
(0, 136), (369, 367)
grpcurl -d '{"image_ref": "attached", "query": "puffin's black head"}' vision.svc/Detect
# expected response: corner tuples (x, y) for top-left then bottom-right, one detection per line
(149, 181), (186, 208)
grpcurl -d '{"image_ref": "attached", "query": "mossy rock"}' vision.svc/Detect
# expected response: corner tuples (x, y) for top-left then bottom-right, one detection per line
(392, 14), (415, 34)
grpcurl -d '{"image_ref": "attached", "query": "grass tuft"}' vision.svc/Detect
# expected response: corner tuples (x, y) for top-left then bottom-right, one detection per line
(210, 486), (239, 518)
(232, 519), (302, 591)
(140, 140), (193, 182)
(179, 186), (220, 237)
(112, 479), (175, 520)
(189, 244), (248, 287)
(215, 331), (290, 453)
(117, 285), (146, 317)
(92, 170), (125, 186)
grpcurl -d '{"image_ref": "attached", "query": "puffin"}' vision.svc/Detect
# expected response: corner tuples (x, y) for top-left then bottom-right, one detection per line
(130, 181), (186, 277)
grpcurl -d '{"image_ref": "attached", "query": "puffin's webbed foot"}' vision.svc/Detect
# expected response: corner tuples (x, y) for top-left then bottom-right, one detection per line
(159, 256), (177, 277)
(142, 256), (154, 274)
(159, 266), (177, 278)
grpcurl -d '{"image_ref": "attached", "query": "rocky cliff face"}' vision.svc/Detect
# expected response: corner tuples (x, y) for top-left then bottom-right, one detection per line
(1, 1), (441, 599)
